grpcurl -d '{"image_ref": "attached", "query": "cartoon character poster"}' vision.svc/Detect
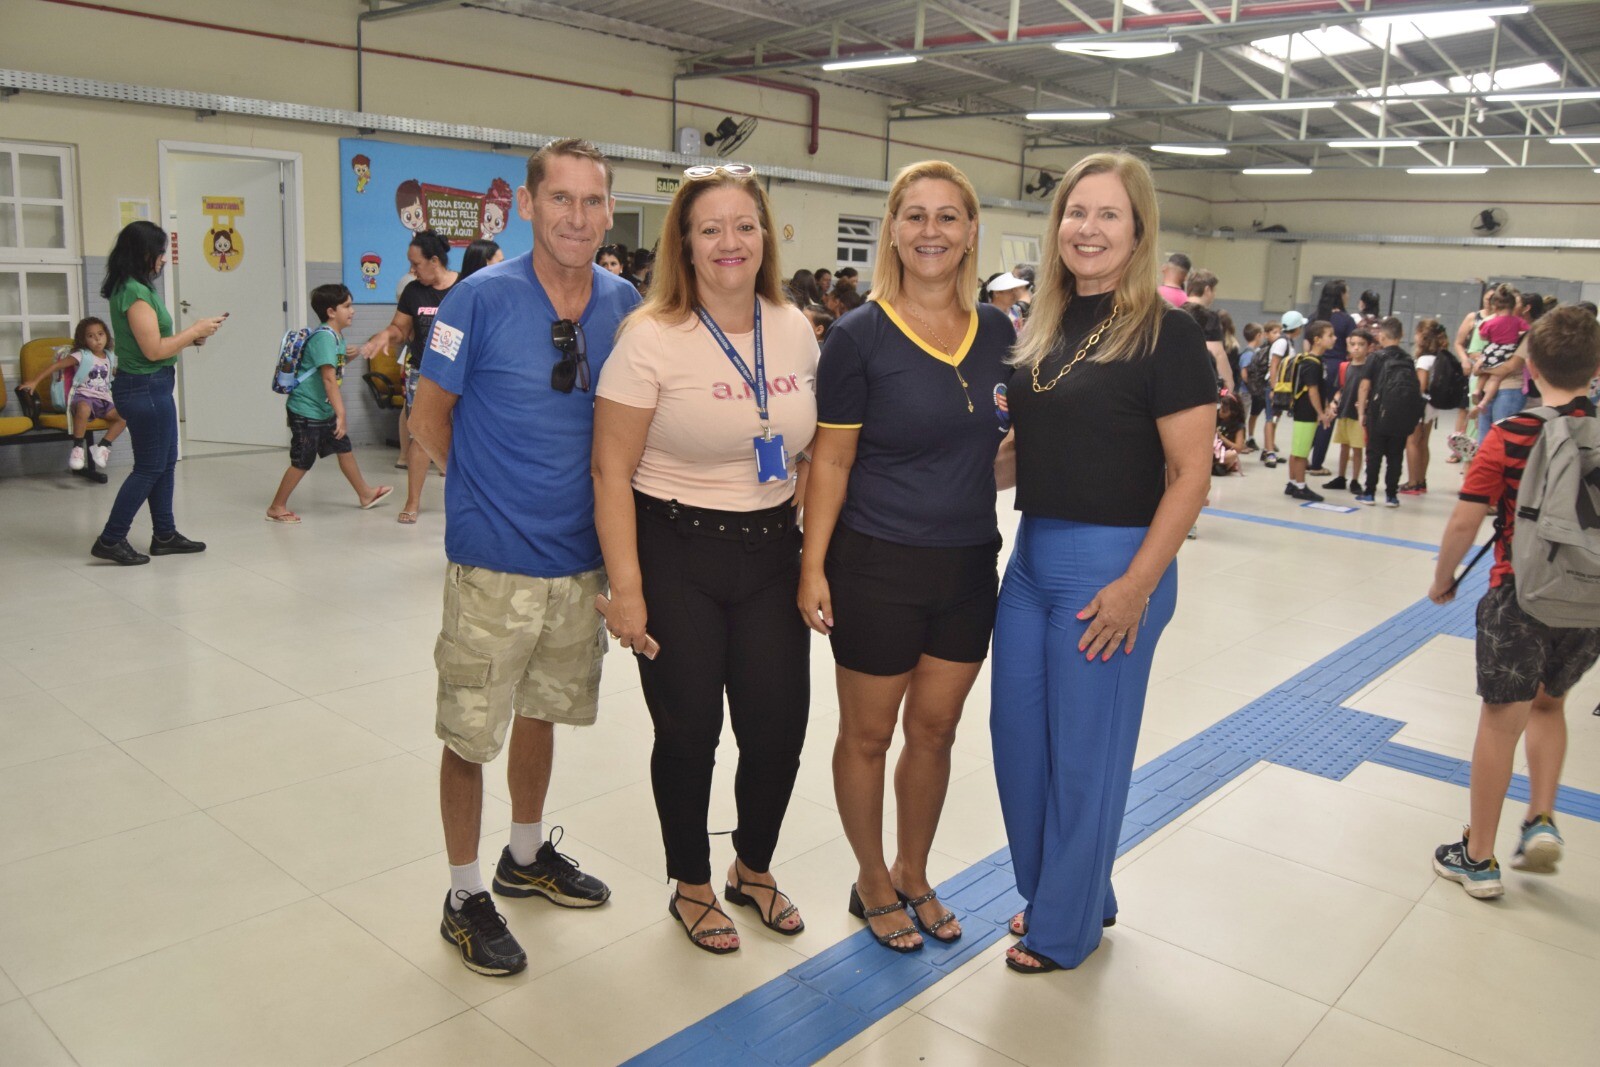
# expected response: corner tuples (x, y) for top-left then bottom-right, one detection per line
(339, 138), (532, 303)
(201, 196), (245, 272)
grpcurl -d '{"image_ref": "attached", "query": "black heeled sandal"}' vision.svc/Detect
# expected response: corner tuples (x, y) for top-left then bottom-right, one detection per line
(896, 888), (961, 943)
(668, 890), (739, 955)
(1005, 943), (1065, 974)
(848, 884), (921, 953)
(724, 873), (804, 936)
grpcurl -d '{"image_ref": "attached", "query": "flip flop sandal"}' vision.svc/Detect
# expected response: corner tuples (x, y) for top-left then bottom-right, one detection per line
(264, 512), (302, 524)
(668, 890), (739, 955)
(897, 888), (960, 943)
(848, 884), (921, 953)
(1009, 912), (1115, 936)
(397, 510), (418, 525)
(1006, 943), (1066, 974)
(724, 873), (804, 935)
(361, 486), (394, 510)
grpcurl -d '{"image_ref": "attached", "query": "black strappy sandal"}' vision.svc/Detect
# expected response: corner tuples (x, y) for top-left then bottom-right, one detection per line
(724, 873), (804, 936)
(668, 890), (739, 955)
(848, 884), (922, 953)
(896, 888), (961, 943)
(1009, 911), (1115, 936)
(1005, 943), (1065, 974)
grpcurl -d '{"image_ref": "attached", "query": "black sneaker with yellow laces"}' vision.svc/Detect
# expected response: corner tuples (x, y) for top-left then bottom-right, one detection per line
(439, 890), (527, 976)
(493, 826), (611, 908)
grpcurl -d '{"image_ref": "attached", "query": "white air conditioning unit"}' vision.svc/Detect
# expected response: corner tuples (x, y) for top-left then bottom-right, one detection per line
(677, 127), (704, 156)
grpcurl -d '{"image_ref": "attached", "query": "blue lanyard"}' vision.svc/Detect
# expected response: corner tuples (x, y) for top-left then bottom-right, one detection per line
(695, 300), (769, 437)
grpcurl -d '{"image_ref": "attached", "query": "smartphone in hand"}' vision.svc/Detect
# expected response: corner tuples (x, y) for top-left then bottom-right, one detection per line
(593, 594), (660, 660)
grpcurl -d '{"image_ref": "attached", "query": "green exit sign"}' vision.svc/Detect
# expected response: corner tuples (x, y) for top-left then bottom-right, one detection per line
(656, 176), (682, 194)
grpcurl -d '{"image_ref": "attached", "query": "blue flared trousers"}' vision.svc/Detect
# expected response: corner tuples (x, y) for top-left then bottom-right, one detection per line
(991, 516), (1177, 968)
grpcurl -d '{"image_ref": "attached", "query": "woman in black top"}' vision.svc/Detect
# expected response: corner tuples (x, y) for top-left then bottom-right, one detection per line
(360, 230), (458, 523)
(802, 160), (1013, 953)
(993, 152), (1214, 974)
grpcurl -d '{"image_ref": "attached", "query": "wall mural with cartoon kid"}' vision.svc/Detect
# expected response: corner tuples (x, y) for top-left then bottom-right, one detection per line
(340, 139), (533, 302)
(201, 196), (245, 272)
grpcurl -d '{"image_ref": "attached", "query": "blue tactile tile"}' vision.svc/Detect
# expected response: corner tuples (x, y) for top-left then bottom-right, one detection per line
(1200, 507), (1442, 552)
(1371, 742), (1600, 823)
(1268, 705), (1405, 780)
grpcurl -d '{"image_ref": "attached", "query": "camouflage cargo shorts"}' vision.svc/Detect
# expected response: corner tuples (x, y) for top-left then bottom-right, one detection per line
(434, 563), (608, 763)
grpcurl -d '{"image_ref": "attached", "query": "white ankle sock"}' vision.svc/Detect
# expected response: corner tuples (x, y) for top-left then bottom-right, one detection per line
(449, 861), (485, 908)
(508, 821), (544, 866)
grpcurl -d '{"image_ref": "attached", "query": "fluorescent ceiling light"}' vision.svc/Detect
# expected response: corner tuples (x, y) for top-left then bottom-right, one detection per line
(1407, 167), (1488, 175)
(820, 55), (917, 71)
(1241, 168), (1313, 175)
(1328, 138), (1421, 149)
(1055, 40), (1180, 59)
(1487, 87), (1600, 102)
(1151, 144), (1228, 156)
(1229, 100), (1338, 112)
(1550, 136), (1600, 145)
(1026, 110), (1114, 121)
(1449, 62), (1560, 94)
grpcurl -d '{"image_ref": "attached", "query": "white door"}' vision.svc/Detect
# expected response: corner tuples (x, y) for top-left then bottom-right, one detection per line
(166, 152), (292, 446)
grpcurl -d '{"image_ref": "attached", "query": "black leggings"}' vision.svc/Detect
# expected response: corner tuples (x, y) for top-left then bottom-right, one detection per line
(634, 495), (811, 884)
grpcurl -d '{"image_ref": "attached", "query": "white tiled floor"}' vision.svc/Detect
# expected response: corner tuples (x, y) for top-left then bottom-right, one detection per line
(2, 430), (1598, 1066)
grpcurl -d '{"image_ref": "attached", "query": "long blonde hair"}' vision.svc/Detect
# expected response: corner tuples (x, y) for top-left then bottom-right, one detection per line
(628, 171), (784, 327)
(869, 160), (980, 313)
(1012, 152), (1166, 368)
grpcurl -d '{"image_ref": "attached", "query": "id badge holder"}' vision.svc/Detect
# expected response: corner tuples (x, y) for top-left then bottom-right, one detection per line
(753, 433), (789, 483)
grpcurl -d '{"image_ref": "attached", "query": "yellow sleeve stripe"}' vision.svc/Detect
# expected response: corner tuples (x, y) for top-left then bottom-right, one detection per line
(816, 421), (863, 430)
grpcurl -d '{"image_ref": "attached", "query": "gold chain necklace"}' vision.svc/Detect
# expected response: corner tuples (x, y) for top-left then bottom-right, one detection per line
(901, 302), (973, 413)
(1031, 302), (1121, 393)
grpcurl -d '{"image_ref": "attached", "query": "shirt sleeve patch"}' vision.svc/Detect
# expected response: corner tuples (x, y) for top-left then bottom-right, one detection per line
(430, 322), (464, 361)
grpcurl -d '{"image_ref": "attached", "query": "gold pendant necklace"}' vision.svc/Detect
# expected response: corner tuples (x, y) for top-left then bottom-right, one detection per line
(902, 302), (973, 413)
(1031, 302), (1121, 393)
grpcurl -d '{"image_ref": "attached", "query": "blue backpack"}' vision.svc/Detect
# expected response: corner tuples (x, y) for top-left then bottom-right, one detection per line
(272, 325), (332, 395)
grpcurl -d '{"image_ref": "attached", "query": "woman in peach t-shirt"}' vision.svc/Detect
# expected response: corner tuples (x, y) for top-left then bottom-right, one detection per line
(593, 166), (817, 956)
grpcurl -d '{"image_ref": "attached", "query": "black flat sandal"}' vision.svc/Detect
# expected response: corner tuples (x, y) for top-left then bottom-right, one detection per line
(848, 884), (922, 953)
(897, 888), (961, 943)
(1005, 943), (1065, 974)
(1009, 911), (1114, 936)
(668, 890), (739, 955)
(724, 873), (804, 936)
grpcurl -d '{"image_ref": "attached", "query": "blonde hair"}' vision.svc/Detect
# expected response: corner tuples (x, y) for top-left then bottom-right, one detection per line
(628, 172), (784, 328)
(1012, 152), (1166, 369)
(868, 160), (980, 313)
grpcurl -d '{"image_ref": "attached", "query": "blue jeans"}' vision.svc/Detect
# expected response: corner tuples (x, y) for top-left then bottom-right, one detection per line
(1476, 384), (1524, 442)
(990, 516), (1177, 968)
(101, 366), (179, 543)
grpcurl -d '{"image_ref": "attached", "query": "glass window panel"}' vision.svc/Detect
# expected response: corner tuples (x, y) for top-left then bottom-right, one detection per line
(0, 205), (16, 248)
(20, 204), (65, 249)
(31, 320), (73, 343)
(0, 152), (13, 196)
(0, 272), (19, 315)
(26, 272), (69, 315)
(0, 322), (23, 364)
(18, 154), (63, 199)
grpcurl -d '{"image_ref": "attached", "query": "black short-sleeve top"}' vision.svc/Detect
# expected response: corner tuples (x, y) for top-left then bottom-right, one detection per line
(816, 300), (1013, 547)
(1008, 290), (1216, 527)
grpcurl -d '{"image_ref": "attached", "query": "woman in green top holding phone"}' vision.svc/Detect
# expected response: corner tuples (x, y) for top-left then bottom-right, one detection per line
(91, 220), (227, 565)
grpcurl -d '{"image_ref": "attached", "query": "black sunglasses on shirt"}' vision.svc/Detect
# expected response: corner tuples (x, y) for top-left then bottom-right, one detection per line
(551, 319), (589, 393)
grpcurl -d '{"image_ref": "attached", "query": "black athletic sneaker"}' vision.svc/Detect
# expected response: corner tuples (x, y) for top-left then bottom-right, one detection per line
(149, 532), (206, 555)
(1290, 485), (1326, 502)
(90, 538), (150, 566)
(1322, 476), (1348, 491)
(440, 890), (527, 976)
(1349, 480), (1364, 495)
(493, 826), (611, 908)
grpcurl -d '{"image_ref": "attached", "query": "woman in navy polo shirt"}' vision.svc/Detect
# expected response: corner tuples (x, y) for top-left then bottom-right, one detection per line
(800, 160), (1014, 953)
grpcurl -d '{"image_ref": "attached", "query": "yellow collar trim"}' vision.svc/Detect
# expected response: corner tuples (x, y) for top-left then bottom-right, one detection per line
(877, 300), (978, 368)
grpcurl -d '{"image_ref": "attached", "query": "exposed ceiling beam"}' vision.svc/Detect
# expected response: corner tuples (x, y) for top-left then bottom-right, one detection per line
(470, 0), (717, 52)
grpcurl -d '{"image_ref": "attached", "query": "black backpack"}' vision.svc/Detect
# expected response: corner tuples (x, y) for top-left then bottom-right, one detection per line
(1426, 350), (1469, 411)
(1372, 351), (1426, 435)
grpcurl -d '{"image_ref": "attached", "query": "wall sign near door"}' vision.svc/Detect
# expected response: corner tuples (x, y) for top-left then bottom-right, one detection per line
(201, 196), (245, 272)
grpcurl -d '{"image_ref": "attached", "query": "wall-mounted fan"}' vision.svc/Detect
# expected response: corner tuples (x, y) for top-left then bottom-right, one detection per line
(704, 116), (758, 156)
(1471, 207), (1508, 236)
(1025, 170), (1059, 198)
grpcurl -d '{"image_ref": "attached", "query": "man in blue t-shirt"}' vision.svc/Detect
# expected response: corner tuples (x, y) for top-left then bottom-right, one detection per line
(411, 140), (640, 977)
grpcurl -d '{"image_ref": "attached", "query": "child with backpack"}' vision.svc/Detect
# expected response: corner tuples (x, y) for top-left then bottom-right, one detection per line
(265, 284), (392, 522)
(1428, 306), (1600, 899)
(1356, 317), (1423, 507)
(1260, 314), (1301, 469)
(1320, 327), (1371, 495)
(1282, 319), (1331, 502)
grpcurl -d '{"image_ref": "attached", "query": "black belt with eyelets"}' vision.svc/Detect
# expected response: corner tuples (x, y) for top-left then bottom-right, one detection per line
(634, 490), (796, 547)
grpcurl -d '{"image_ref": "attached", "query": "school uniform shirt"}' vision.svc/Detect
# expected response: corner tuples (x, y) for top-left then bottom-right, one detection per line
(1290, 354), (1323, 422)
(422, 254), (640, 578)
(816, 301), (1012, 548)
(398, 278), (454, 369)
(286, 328), (343, 421)
(1460, 397), (1596, 588)
(1009, 291), (1216, 528)
(1335, 360), (1369, 420)
(597, 296), (818, 513)
(1362, 345), (1407, 425)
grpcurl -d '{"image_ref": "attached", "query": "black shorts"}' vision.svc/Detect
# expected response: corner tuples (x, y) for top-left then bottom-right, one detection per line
(287, 411), (351, 471)
(823, 523), (1000, 676)
(1476, 581), (1600, 704)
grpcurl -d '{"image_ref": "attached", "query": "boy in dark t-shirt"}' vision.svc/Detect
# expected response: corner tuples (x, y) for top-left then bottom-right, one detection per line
(1428, 307), (1600, 900)
(1283, 320), (1332, 501)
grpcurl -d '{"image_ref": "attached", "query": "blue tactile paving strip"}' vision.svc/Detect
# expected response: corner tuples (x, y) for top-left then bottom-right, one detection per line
(628, 548), (1525, 1067)
(1370, 741), (1600, 822)
(1200, 506), (1442, 552)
